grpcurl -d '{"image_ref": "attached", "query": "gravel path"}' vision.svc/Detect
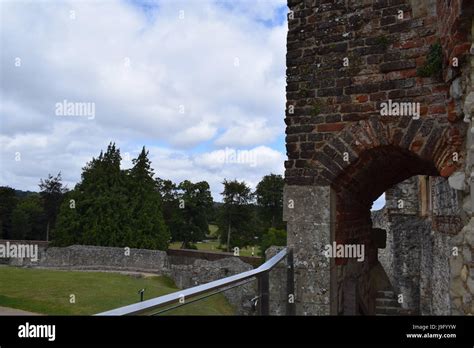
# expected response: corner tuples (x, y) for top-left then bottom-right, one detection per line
(0, 306), (42, 316)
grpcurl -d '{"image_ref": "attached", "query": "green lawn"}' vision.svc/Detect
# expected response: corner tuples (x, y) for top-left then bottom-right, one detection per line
(208, 224), (219, 237)
(0, 266), (235, 316)
(168, 224), (261, 257)
(169, 240), (261, 257)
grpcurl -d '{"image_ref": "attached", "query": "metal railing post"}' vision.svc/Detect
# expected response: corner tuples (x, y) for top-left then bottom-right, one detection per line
(257, 271), (269, 315)
(286, 248), (295, 315)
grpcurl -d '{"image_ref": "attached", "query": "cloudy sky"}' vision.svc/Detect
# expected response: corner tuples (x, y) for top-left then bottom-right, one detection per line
(0, 0), (289, 200)
(0, 0), (385, 209)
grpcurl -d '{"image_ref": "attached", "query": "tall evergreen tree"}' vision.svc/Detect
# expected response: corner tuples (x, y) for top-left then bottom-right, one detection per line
(128, 147), (169, 250)
(53, 190), (82, 245)
(79, 143), (130, 246)
(54, 143), (134, 248)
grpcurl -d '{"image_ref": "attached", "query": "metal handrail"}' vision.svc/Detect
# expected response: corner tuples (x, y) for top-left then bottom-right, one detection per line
(96, 247), (291, 316)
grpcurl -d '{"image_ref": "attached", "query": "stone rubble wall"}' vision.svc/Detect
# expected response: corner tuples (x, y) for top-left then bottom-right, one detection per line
(449, 15), (474, 316)
(8, 244), (169, 272)
(450, 218), (474, 314)
(169, 257), (256, 315)
(372, 175), (465, 315)
(4, 243), (256, 315)
(266, 246), (289, 316)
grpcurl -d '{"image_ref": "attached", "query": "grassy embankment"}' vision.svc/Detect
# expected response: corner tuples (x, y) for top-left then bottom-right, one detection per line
(0, 266), (234, 315)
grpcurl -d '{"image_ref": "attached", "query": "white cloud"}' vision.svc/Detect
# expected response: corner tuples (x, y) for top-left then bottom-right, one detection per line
(0, 0), (288, 199)
(150, 145), (285, 199)
(214, 0), (287, 23)
(170, 122), (217, 147)
(215, 118), (280, 147)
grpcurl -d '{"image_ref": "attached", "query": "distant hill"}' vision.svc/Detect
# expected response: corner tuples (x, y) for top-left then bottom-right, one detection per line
(14, 189), (38, 198)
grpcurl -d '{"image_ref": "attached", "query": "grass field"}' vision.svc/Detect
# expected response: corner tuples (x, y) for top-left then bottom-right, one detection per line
(168, 224), (261, 257)
(208, 224), (219, 237)
(168, 240), (261, 257)
(0, 266), (235, 315)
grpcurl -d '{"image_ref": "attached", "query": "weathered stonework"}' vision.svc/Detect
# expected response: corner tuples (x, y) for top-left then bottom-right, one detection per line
(169, 257), (256, 315)
(265, 246), (289, 315)
(8, 244), (169, 272)
(450, 218), (474, 314)
(449, 14), (474, 316)
(283, 185), (333, 315)
(284, 0), (473, 315)
(285, 0), (471, 187)
(372, 176), (455, 315)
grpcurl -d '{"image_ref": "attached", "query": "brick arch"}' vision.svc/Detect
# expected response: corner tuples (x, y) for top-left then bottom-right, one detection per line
(328, 143), (442, 314)
(312, 118), (466, 315)
(311, 117), (465, 186)
(332, 144), (436, 256)
(333, 144), (437, 208)
(284, 0), (472, 188)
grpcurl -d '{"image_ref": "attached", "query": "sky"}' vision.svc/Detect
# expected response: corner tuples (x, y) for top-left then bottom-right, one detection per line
(0, 0), (385, 209)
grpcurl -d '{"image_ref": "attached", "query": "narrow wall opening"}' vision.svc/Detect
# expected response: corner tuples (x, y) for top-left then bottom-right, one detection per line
(331, 145), (441, 315)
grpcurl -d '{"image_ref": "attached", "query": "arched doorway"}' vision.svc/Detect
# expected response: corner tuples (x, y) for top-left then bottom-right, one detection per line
(331, 145), (438, 315)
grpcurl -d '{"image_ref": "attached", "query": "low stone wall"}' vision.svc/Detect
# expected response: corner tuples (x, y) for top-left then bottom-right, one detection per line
(167, 248), (262, 268)
(8, 244), (169, 273)
(266, 246), (288, 316)
(169, 257), (257, 315)
(1, 242), (257, 315)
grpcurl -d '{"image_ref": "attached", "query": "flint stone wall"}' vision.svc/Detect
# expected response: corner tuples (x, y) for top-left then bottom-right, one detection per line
(8, 244), (168, 272)
(266, 246), (289, 316)
(4, 243), (256, 315)
(372, 176), (458, 315)
(169, 257), (256, 315)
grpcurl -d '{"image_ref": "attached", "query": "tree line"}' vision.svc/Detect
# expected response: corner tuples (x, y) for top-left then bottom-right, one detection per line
(0, 143), (286, 254)
(0, 174), (67, 241)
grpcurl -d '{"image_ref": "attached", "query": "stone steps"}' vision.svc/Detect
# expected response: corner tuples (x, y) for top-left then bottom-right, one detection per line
(376, 290), (394, 299)
(376, 298), (398, 307)
(375, 306), (400, 315)
(375, 290), (413, 316)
